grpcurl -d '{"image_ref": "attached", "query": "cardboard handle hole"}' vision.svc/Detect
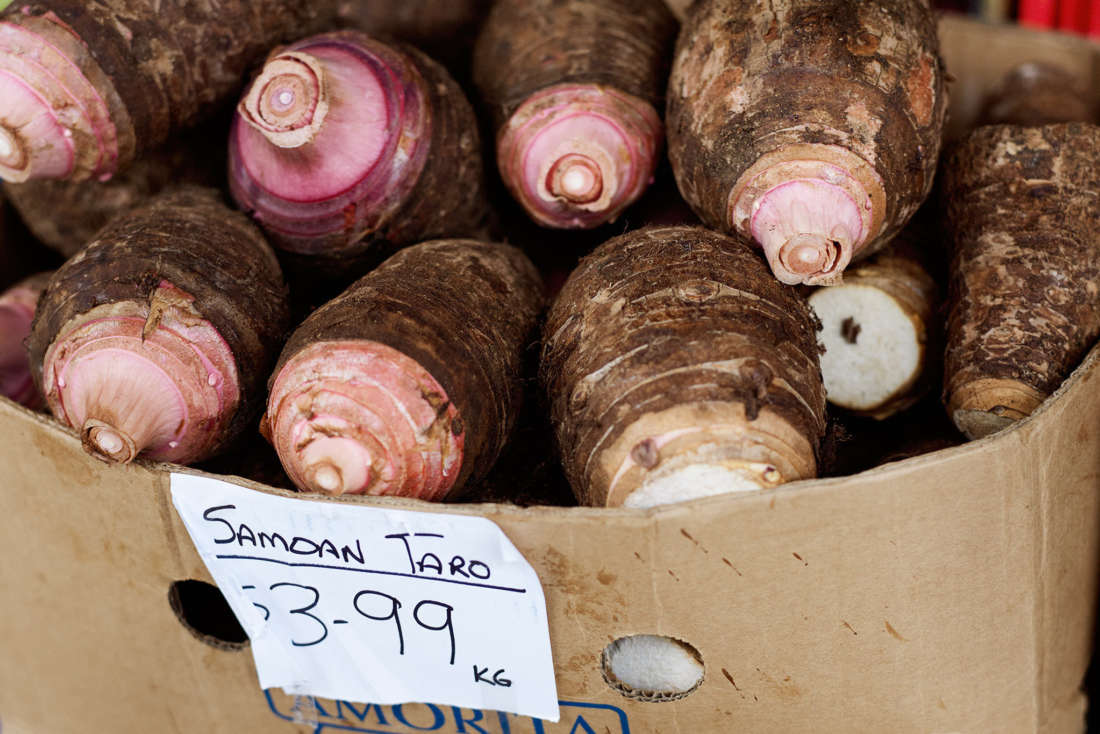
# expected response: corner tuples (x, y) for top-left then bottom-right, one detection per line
(600, 634), (704, 701)
(168, 580), (249, 649)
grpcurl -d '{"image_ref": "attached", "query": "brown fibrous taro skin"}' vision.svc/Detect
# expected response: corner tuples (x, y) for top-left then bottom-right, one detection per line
(472, 0), (677, 229)
(229, 31), (488, 274)
(264, 240), (544, 500)
(0, 272), (51, 409)
(0, 0), (337, 184)
(942, 123), (1100, 441)
(542, 225), (826, 508)
(28, 187), (291, 465)
(809, 227), (941, 420)
(667, 0), (948, 285)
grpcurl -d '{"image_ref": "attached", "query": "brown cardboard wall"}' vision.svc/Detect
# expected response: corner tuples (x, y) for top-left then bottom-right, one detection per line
(2, 347), (1099, 734)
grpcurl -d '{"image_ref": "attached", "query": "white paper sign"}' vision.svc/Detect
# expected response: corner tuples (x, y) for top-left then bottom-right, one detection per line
(170, 473), (560, 722)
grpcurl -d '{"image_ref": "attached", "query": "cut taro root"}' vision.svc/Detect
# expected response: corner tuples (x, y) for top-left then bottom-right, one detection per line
(265, 240), (543, 499)
(28, 187), (289, 465)
(809, 232), (940, 419)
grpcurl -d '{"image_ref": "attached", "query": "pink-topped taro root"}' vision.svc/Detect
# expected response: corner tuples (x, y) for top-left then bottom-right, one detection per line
(0, 0), (336, 183)
(0, 272), (50, 409)
(28, 187), (290, 465)
(230, 31), (487, 272)
(264, 240), (543, 499)
(667, 0), (947, 285)
(473, 0), (676, 229)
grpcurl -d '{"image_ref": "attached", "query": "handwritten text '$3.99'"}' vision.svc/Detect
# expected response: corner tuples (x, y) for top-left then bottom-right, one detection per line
(241, 582), (457, 664)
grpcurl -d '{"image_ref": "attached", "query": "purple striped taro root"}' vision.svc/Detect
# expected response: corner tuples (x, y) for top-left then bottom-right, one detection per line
(229, 31), (487, 271)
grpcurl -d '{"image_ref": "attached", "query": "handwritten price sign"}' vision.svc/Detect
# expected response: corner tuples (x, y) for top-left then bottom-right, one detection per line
(170, 474), (559, 722)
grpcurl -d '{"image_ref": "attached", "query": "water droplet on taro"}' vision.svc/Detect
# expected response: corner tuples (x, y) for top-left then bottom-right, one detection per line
(169, 441), (179, 448)
(57, 377), (66, 388)
(208, 374), (218, 386)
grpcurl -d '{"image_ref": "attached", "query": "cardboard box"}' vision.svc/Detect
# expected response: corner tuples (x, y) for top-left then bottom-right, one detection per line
(2, 15), (1099, 734)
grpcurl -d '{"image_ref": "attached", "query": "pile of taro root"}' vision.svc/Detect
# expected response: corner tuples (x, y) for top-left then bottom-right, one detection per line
(1, 0), (1099, 510)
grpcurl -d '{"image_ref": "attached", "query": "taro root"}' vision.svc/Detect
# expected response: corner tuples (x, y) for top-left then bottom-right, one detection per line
(542, 225), (826, 508)
(229, 31), (487, 274)
(942, 123), (1100, 440)
(809, 229), (941, 419)
(667, 0), (947, 285)
(473, 0), (677, 229)
(28, 187), (290, 465)
(265, 240), (543, 499)
(979, 62), (1093, 127)
(0, 0), (336, 183)
(0, 272), (50, 408)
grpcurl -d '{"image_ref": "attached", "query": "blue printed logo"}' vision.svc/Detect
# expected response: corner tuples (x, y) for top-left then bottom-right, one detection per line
(264, 691), (629, 734)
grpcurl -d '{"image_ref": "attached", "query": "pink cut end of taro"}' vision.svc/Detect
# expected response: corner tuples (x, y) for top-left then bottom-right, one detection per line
(239, 52), (330, 149)
(233, 44), (391, 204)
(229, 33), (434, 248)
(268, 341), (465, 500)
(498, 84), (662, 229)
(300, 437), (373, 495)
(0, 71), (73, 181)
(547, 153), (603, 204)
(0, 294), (38, 407)
(0, 18), (119, 181)
(58, 347), (188, 463)
(0, 124), (23, 167)
(750, 178), (865, 286)
(91, 424), (125, 455)
(41, 289), (240, 464)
